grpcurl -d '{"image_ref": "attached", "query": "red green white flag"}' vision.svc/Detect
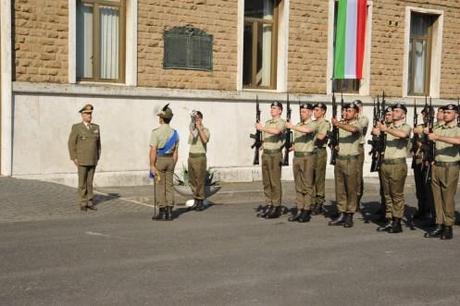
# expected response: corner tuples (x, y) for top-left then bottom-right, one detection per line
(334, 0), (367, 80)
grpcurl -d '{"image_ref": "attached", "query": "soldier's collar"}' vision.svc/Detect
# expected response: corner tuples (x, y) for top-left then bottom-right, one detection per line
(444, 122), (457, 128)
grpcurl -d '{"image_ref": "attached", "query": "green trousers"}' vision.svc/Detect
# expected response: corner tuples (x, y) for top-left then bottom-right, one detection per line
(262, 152), (282, 206)
(334, 157), (359, 213)
(155, 156), (175, 208)
(293, 154), (316, 210)
(188, 155), (207, 200)
(381, 162), (407, 219)
(78, 165), (96, 207)
(431, 164), (459, 226)
(313, 148), (327, 205)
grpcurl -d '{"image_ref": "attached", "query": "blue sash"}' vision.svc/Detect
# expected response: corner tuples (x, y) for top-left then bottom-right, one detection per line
(158, 129), (179, 156)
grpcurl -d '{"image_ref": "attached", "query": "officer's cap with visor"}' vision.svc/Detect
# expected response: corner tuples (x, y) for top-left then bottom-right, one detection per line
(79, 104), (94, 114)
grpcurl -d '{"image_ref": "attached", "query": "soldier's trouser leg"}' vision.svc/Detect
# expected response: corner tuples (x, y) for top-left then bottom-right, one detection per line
(188, 156), (207, 200)
(382, 162), (407, 219)
(78, 166), (95, 206)
(293, 157), (305, 209)
(413, 162), (425, 213)
(314, 148), (327, 205)
(356, 145), (365, 205)
(432, 164), (459, 226)
(378, 170), (386, 207)
(262, 152), (282, 206)
(335, 158), (359, 213)
(294, 155), (315, 210)
(155, 157), (175, 208)
(380, 164), (393, 220)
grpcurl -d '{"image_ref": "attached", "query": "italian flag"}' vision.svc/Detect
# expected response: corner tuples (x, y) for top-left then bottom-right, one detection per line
(333, 0), (367, 80)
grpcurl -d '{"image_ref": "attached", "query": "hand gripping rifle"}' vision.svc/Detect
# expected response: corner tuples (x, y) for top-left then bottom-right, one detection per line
(250, 96), (262, 165)
(410, 98), (419, 169)
(368, 92), (386, 172)
(328, 92), (339, 165)
(283, 93), (293, 166)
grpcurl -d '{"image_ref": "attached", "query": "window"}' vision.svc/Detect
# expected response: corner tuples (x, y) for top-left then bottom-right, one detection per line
(408, 13), (435, 96)
(76, 0), (125, 82)
(243, 0), (278, 89)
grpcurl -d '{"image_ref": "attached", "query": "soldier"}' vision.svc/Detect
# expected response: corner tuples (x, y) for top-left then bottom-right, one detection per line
(328, 103), (362, 228)
(149, 104), (179, 221)
(425, 104), (460, 240)
(312, 102), (331, 215)
(256, 101), (286, 219)
(374, 103), (411, 233)
(286, 103), (318, 222)
(436, 106), (445, 127)
(353, 100), (369, 210)
(412, 105), (435, 223)
(188, 110), (210, 211)
(68, 104), (101, 212)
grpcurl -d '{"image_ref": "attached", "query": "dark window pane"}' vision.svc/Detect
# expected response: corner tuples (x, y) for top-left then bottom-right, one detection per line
(243, 24), (253, 86)
(410, 13), (433, 37)
(245, 0), (274, 20)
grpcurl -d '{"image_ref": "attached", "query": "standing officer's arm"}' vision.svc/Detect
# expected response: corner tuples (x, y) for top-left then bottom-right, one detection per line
(428, 133), (460, 145)
(97, 130), (101, 161)
(68, 125), (79, 167)
(197, 127), (209, 144)
(149, 145), (157, 174)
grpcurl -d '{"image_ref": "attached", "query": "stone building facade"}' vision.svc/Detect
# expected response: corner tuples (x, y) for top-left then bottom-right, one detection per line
(1, 0), (459, 186)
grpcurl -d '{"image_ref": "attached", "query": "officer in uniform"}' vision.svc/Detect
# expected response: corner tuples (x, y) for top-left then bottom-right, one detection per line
(68, 104), (101, 211)
(425, 104), (460, 240)
(149, 104), (179, 221)
(374, 103), (411, 233)
(412, 105), (435, 223)
(188, 110), (210, 211)
(286, 103), (318, 222)
(328, 103), (362, 228)
(312, 102), (331, 215)
(354, 100), (369, 210)
(256, 101), (286, 219)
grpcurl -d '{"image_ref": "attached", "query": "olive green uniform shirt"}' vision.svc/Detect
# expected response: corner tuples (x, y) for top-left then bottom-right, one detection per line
(434, 123), (460, 162)
(383, 122), (411, 160)
(150, 124), (179, 152)
(338, 120), (361, 156)
(188, 127), (210, 154)
(315, 119), (331, 148)
(263, 118), (286, 151)
(358, 115), (369, 145)
(293, 119), (318, 153)
(68, 122), (101, 166)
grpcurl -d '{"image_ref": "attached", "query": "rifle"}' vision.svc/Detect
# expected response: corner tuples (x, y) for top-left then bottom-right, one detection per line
(340, 91), (344, 119)
(458, 97), (460, 127)
(423, 96), (435, 183)
(250, 96), (262, 165)
(368, 92), (386, 172)
(283, 93), (293, 166)
(328, 92), (339, 165)
(410, 98), (418, 169)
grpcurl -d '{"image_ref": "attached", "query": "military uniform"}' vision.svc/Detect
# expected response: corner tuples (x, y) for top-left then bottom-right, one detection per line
(289, 109), (318, 222)
(68, 104), (101, 211)
(429, 117), (460, 239)
(313, 117), (331, 213)
(188, 124), (210, 210)
(150, 105), (179, 220)
(379, 120), (411, 233)
(356, 113), (369, 207)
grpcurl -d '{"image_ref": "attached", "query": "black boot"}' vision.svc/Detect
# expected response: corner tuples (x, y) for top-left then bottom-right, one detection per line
(440, 226), (453, 240)
(153, 207), (165, 220)
(190, 199), (199, 210)
(328, 213), (345, 226)
(266, 206), (282, 219)
(165, 206), (173, 221)
(297, 209), (311, 223)
(288, 208), (301, 222)
(310, 204), (318, 215)
(259, 205), (273, 218)
(343, 213), (354, 228)
(377, 219), (393, 232)
(388, 218), (402, 233)
(196, 200), (204, 211)
(424, 224), (444, 238)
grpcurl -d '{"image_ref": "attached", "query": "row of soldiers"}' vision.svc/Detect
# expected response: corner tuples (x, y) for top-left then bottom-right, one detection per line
(254, 99), (460, 240)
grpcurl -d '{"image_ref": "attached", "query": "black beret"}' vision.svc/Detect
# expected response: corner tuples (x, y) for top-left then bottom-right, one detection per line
(271, 101), (283, 110)
(314, 102), (327, 111)
(392, 103), (407, 113)
(352, 100), (363, 107)
(444, 104), (458, 112)
(385, 106), (393, 113)
(300, 103), (315, 110)
(343, 103), (359, 111)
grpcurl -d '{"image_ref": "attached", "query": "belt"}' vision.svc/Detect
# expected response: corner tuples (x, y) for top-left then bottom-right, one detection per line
(316, 147), (327, 151)
(294, 151), (315, 157)
(336, 155), (359, 160)
(382, 158), (406, 165)
(158, 153), (173, 157)
(189, 153), (206, 158)
(435, 161), (460, 167)
(263, 149), (281, 154)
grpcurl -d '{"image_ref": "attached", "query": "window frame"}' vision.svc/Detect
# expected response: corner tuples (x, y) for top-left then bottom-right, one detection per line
(242, 1), (279, 90)
(77, 0), (126, 83)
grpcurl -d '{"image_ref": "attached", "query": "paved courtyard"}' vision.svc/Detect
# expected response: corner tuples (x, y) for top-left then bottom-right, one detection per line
(0, 177), (459, 305)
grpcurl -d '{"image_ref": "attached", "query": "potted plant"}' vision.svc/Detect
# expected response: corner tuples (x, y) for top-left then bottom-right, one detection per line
(173, 166), (221, 201)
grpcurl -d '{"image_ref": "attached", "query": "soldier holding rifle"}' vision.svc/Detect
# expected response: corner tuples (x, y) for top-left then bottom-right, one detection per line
(286, 103), (318, 222)
(425, 104), (460, 240)
(328, 103), (362, 228)
(256, 101), (287, 219)
(353, 100), (369, 209)
(373, 103), (411, 234)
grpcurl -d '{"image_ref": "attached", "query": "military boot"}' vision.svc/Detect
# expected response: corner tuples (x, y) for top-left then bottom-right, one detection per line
(190, 199), (199, 210)
(328, 213), (345, 226)
(288, 208), (301, 222)
(266, 206), (282, 219)
(165, 206), (173, 221)
(153, 207), (165, 221)
(388, 218), (402, 233)
(424, 224), (444, 238)
(259, 205), (273, 218)
(196, 200), (204, 211)
(310, 204), (318, 215)
(377, 219), (393, 232)
(440, 226), (453, 240)
(297, 209), (311, 223)
(343, 213), (354, 228)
